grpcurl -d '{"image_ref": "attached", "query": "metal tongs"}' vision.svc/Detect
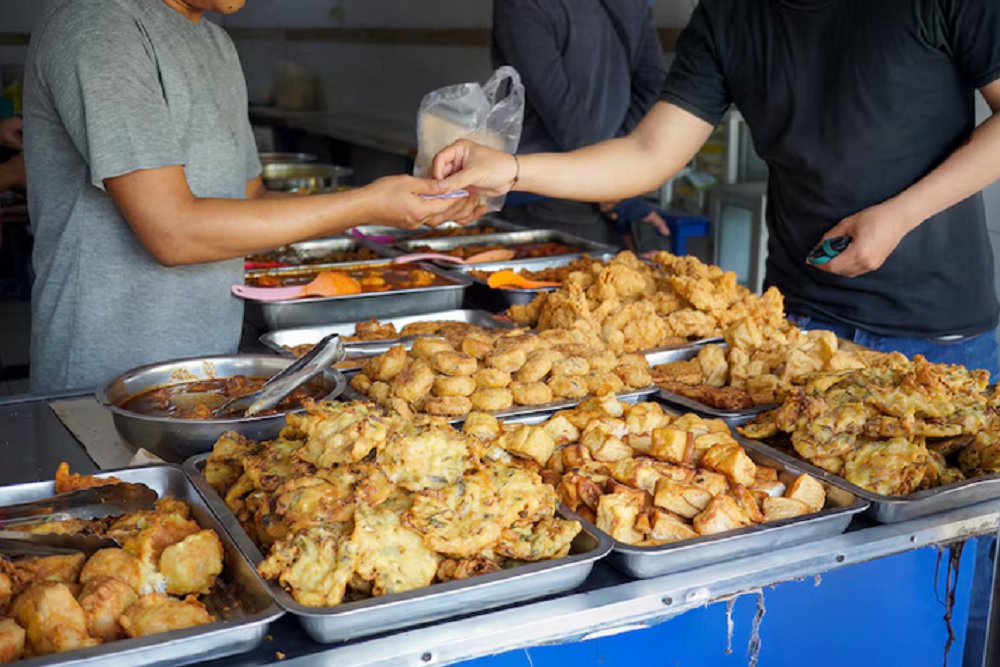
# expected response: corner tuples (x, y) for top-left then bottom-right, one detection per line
(213, 334), (346, 418)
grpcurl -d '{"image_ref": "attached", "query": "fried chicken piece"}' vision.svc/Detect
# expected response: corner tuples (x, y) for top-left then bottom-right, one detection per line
(377, 422), (471, 492)
(53, 462), (121, 495)
(496, 517), (581, 561)
(80, 548), (161, 596)
(258, 526), (356, 608)
(78, 576), (137, 642)
(0, 618), (24, 663)
(436, 557), (502, 582)
(601, 302), (669, 353)
(353, 494), (440, 597)
(404, 471), (502, 558)
(158, 530), (224, 596)
(692, 494), (753, 536)
(292, 402), (388, 468)
(119, 594), (213, 638)
(10, 582), (98, 655)
(537, 283), (591, 332)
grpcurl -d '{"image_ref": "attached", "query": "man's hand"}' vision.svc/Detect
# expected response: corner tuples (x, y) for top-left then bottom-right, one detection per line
(364, 175), (486, 229)
(815, 200), (917, 278)
(0, 118), (22, 151)
(432, 140), (519, 198)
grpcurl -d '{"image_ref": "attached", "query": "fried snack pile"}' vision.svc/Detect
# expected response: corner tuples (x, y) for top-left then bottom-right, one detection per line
(0, 470), (222, 661)
(738, 354), (998, 495)
(469, 255), (611, 285)
(462, 396), (826, 547)
(507, 252), (788, 353)
(653, 318), (870, 410)
(206, 402), (582, 608)
(348, 329), (652, 418)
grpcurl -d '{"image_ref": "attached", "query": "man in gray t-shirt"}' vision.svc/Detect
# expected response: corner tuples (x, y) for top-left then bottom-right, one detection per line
(24, 0), (479, 393)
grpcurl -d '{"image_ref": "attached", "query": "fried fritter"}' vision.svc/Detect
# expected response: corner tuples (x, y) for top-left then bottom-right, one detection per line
(258, 527), (356, 608)
(10, 582), (98, 656)
(0, 618), (24, 663)
(205, 432), (259, 494)
(78, 576), (137, 642)
(377, 422), (470, 492)
(54, 463), (122, 495)
(292, 402), (388, 468)
(80, 548), (162, 596)
(496, 517), (581, 561)
(404, 471), (502, 558)
(435, 557), (502, 583)
(158, 530), (224, 596)
(119, 594), (213, 638)
(2, 554), (86, 598)
(353, 494), (439, 596)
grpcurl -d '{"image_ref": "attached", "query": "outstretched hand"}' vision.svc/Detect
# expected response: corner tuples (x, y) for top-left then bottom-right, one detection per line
(431, 139), (520, 198)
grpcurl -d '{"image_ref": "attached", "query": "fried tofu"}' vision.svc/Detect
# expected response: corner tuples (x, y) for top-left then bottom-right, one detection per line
(692, 495), (753, 536)
(650, 427), (694, 465)
(596, 492), (646, 545)
(558, 472), (606, 513)
(609, 458), (663, 494)
(762, 496), (812, 522)
(499, 425), (557, 467)
(541, 415), (581, 445)
(649, 510), (699, 544)
(784, 474), (826, 512)
(463, 412), (501, 441)
(700, 443), (757, 488)
(653, 478), (714, 519)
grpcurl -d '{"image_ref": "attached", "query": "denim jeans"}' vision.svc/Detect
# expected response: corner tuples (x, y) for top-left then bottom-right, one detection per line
(788, 313), (999, 667)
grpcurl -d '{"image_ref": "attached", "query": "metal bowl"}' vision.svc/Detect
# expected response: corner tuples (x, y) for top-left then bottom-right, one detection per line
(261, 163), (354, 194)
(96, 355), (346, 463)
(258, 152), (318, 165)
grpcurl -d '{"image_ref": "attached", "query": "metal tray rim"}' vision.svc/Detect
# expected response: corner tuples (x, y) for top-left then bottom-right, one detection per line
(184, 455), (612, 620)
(393, 229), (618, 255)
(3, 464), (285, 667)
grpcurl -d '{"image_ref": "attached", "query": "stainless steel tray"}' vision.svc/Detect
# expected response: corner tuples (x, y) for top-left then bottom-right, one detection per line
(184, 456), (612, 644)
(264, 236), (391, 266)
(1, 465), (283, 667)
(241, 259), (471, 331)
(645, 347), (777, 421)
(348, 217), (525, 248)
(735, 435), (1000, 524)
(394, 229), (617, 265)
(448, 254), (617, 311)
(504, 409), (867, 579)
(260, 309), (517, 359)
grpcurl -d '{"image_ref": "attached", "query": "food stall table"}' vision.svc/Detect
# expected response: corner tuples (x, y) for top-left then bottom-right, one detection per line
(0, 392), (994, 667)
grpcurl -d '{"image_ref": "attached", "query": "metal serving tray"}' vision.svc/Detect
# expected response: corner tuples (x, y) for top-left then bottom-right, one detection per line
(272, 236), (391, 266)
(260, 309), (516, 358)
(241, 259), (471, 332)
(349, 216), (525, 247)
(735, 435), (1000, 524)
(393, 229), (617, 265)
(505, 408), (867, 579)
(644, 347), (777, 421)
(448, 253), (617, 311)
(184, 456), (612, 644)
(2, 465), (284, 667)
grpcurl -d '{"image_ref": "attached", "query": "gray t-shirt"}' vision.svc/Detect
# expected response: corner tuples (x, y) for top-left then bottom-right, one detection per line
(24, 0), (261, 393)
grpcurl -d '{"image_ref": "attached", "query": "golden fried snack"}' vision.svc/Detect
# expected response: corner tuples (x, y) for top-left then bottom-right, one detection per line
(404, 471), (502, 558)
(377, 422), (470, 492)
(119, 594), (213, 638)
(470, 388), (514, 412)
(462, 412), (501, 441)
(784, 474), (826, 512)
(354, 495), (440, 597)
(365, 345), (407, 381)
(424, 396), (473, 417)
(487, 348), (528, 373)
(474, 368), (512, 390)
(648, 510), (699, 544)
(258, 527), (356, 607)
(596, 491), (646, 544)
(552, 357), (590, 377)
(497, 426), (557, 468)
(432, 351), (478, 377)
(369, 381), (391, 404)
(0, 574), (10, 612)
(390, 361), (436, 404)
(411, 337), (454, 361)
(510, 381), (554, 406)
(547, 375), (589, 399)
(613, 355), (653, 388)
(653, 478), (713, 519)
(541, 415), (581, 446)
(432, 374), (477, 397)
(436, 558), (501, 582)
(119, 513), (203, 567)
(3, 554), (86, 598)
(10, 583), (98, 656)
(158, 530), (224, 596)
(700, 443), (757, 487)
(0, 618), (24, 663)
(762, 497), (811, 522)
(54, 463), (122, 495)
(204, 432), (259, 495)
(692, 494), (753, 535)
(79, 548), (157, 596)
(496, 517), (581, 561)
(460, 334), (496, 360)
(844, 438), (929, 496)
(350, 373), (373, 394)
(78, 576), (137, 642)
(584, 372), (625, 396)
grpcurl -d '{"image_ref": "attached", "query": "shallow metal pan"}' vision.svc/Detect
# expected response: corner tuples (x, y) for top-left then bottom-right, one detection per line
(241, 259), (471, 331)
(249, 237), (391, 267)
(735, 435), (1000, 524)
(447, 254), (617, 310)
(184, 456), (612, 644)
(644, 347), (776, 421)
(0, 465), (284, 667)
(394, 229), (617, 266)
(505, 407), (867, 579)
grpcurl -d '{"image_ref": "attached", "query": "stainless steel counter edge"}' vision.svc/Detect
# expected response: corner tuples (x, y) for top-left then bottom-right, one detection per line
(274, 497), (1000, 667)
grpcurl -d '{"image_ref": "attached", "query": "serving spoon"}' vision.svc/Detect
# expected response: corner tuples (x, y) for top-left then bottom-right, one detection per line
(392, 248), (516, 265)
(232, 271), (363, 302)
(485, 270), (562, 290)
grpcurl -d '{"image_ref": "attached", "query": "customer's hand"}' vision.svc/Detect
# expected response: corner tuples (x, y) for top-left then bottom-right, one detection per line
(432, 140), (520, 198)
(364, 175), (486, 230)
(814, 201), (916, 278)
(0, 118), (23, 151)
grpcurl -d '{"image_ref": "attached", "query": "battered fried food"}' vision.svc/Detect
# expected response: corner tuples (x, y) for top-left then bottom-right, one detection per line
(353, 494), (440, 596)
(79, 548), (159, 596)
(510, 381), (554, 406)
(497, 425), (557, 468)
(463, 412), (501, 441)
(433, 375), (476, 397)
(204, 432), (259, 494)
(404, 471), (502, 558)
(120, 513), (202, 566)
(436, 558), (502, 582)
(424, 396), (474, 417)
(365, 345), (407, 381)
(10, 583), (98, 656)
(474, 368), (513, 390)
(292, 402), (388, 467)
(119, 594), (213, 638)
(470, 388), (515, 412)
(54, 463), (122, 494)
(377, 423), (470, 492)
(77, 577), (137, 642)
(258, 526), (356, 607)
(158, 530), (224, 596)
(432, 351), (478, 377)
(411, 337), (454, 361)
(0, 618), (24, 663)
(3, 554), (86, 597)
(391, 361), (436, 404)
(496, 517), (581, 561)
(692, 494), (752, 536)
(547, 375), (589, 399)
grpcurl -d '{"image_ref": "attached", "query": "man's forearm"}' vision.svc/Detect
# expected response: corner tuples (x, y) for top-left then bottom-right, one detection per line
(890, 112), (1000, 232)
(515, 103), (713, 202)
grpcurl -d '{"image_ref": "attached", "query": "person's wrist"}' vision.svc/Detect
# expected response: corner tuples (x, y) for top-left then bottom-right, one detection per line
(884, 196), (924, 235)
(506, 153), (521, 194)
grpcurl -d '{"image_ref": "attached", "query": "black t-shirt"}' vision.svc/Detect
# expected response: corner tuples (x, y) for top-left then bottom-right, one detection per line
(661, 0), (1000, 337)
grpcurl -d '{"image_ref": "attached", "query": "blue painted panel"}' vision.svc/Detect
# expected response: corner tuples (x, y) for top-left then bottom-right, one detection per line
(464, 543), (981, 667)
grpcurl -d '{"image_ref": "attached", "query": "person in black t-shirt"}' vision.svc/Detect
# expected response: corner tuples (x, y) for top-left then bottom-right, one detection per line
(432, 0), (1000, 375)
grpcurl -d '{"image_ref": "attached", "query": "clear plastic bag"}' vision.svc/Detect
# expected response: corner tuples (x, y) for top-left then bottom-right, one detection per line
(414, 66), (525, 212)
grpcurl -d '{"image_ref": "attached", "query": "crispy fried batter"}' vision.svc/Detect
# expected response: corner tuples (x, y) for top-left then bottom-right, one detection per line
(10, 583), (98, 656)
(78, 576), (137, 642)
(119, 594), (213, 638)
(54, 463), (122, 495)
(353, 494), (440, 596)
